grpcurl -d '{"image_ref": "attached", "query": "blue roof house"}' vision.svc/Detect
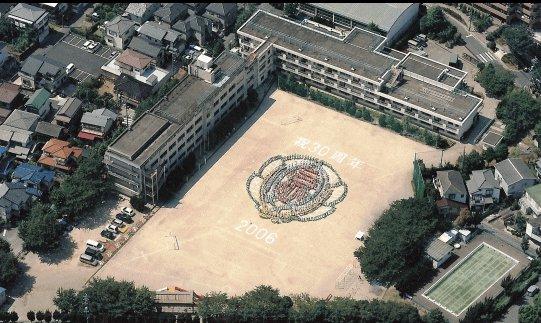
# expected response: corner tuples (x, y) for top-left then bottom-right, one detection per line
(11, 162), (54, 197)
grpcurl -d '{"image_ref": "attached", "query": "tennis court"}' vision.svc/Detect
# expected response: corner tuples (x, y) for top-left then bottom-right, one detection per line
(423, 242), (518, 316)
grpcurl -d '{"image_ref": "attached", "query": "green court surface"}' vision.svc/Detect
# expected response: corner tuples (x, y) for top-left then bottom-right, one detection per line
(424, 243), (518, 316)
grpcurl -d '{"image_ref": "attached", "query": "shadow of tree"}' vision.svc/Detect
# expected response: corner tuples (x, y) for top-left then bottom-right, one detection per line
(37, 235), (77, 265)
(77, 194), (122, 230)
(6, 262), (35, 299)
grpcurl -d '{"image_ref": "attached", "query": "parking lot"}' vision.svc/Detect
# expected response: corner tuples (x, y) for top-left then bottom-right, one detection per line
(36, 33), (118, 83)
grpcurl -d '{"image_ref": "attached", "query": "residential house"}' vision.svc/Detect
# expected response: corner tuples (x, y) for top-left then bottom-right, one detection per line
(35, 121), (66, 141)
(19, 55), (66, 92)
(426, 238), (453, 269)
(466, 169), (500, 208)
(38, 3), (68, 23)
(0, 109), (39, 160)
(0, 42), (16, 77)
(7, 3), (49, 43)
(172, 15), (212, 46)
(53, 97), (83, 132)
(114, 73), (154, 108)
(11, 162), (54, 197)
(153, 3), (188, 27)
(520, 184), (541, 217)
(24, 88), (51, 117)
(137, 21), (184, 54)
(0, 182), (31, 221)
(78, 108), (117, 141)
(37, 138), (83, 173)
(102, 48), (171, 92)
(0, 82), (21, 109)
(436, 198), (468, 218)
(104, 16), (136, 50)
(128, 36), (165, 66)
(185, 3), (209, 16)
(124, 3), (159, 25)
(433, 170), (468, 204)
(204, 3), (237, 32)
(495, 158), (538, 197)
(526, 217), (541, 244)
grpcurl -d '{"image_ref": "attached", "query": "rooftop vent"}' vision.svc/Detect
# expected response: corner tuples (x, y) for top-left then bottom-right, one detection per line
(459, 117), (463, 121)
(324, 57), (329, 61)
(298, 48), (303, 52)
(404, 96), (410, 101)
(431, 106), (436, 111)
(351, 67), (356, 71)
(265, 35), (269, 39)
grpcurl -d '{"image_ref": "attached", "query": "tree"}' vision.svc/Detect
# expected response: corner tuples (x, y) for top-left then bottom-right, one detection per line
(235, 4), (257, 31)
(362, 109), (373, 122)
(494, 143), (509, 162)
(522, 235), (530, 252)
(18, 202), (61, 252)
(378, 114), (388, 127)
(36, 311), (44, 322)
(209, 39), (225, 58)
(475, 63), (515, 98)
(457, 150), (485, 178)
(54, 288), (79, 314)
(283, 3), (297, 17)
(502, 25), (534, 63)
(44, 310), (52, 323)
(197, 292), (230, 320)
(496, 89), (541, 143)
(487, 40), (496, 51)
(354, 198), (439, 293)
(0, 247), (19, 285)
(52, 310), (61, 322)
(501, 274), (513, 291)
(424, 309), (448, 323)
(27, 311), (35, 322)
(235, 285), (292, 321)
(532, 62), (541, 95)
(9, 311), (18, 322)
(420, 7), (457, 43)
(519, 292), (541, 322)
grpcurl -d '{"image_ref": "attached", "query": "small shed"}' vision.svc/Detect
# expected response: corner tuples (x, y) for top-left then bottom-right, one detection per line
(527, 285), (539, 296)
(426, 238), (453, 269)
(459, 229), (472, 243)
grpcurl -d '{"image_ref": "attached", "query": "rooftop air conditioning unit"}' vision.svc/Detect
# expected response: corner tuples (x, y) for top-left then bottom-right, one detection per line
(431, 106), (436, 111)
(324, 57), (329, 61)
(404, 96), (410, 100)
(351, 67), (356, 71)
(298, 48), (303, 52)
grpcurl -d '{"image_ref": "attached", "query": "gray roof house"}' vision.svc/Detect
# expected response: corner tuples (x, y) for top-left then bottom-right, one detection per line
(53, 97), (83, 131)
(137, 21), (184, 53)
(466, 169), (500, 207)
(495, 158), (538, 198)
(7, 3), (50, 43)
(434, 170), (468, 204)
(426, 238), (453, 269)
(125, 3), (159, 25)
(18, 55), (66, 92)
(35, 121), (65, 140)
(128, 36), (164, 65)
(172, 15), (212, 46)
(104, 16), (136, 49)
(153, 3), (188, 26)
(0, 109), (39, 153)
(205, 3), (237, 32)
(79, 108), (117, 139)
(0, 182), (31, 221)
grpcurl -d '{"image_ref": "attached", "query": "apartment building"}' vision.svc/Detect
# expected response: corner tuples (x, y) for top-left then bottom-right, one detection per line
(7, 3), (49, 43)
(469, 3), (541, 29)
(104, 51), (251, 202)
(237, 10), (482, 140)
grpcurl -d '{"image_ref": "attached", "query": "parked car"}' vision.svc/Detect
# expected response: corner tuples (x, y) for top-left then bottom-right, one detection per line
(112, 218), (124, 227)
(107, 224), (119, 233)
(86, 239), (105, 252)
(80, 253), (99, 266)
(84, 247), (103, 260)
(66, 63), (75, 74)
(100, 229), (116, 240)
(83, 40), (91, 48)
(88, 41), (101, 52)
(116, 213), (133, 223)
(121, 207), (135, 217)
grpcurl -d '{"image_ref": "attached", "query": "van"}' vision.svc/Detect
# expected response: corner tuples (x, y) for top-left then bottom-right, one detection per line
(408, 39), (419, 48)
(86, 239), (105, 252)
(66, 63), (75, 74)
(79, 254), (98, 266)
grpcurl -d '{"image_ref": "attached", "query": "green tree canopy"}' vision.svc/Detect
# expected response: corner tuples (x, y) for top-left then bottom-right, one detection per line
(519, 292), (541, 322)
(475, 63), (515, 98)
(502, 25), (534, 62)
(420, 7), (457, 43)
(496, 89), (541, 143)
(354, 197), (439, 293)
(0, 238), (18, 285)
(18, 202), (61, 252)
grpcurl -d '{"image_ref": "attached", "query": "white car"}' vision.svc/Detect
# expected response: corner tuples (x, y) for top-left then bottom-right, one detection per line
(82, 40), (91, 48)
(107, 224), (119, 233)
(121, 207), (135, 217)
(88, 41), (101, 52)
(66, 63), (75, 74)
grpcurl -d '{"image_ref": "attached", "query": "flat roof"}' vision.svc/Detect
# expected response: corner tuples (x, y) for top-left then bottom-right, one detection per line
(109, 113), (171, 161)
(309, 3), (416, 32)
(388, 75), (481, 122)
(239, 10), (395, 82)
(526, 184), (541, 207)
(398, 54), (466, 87)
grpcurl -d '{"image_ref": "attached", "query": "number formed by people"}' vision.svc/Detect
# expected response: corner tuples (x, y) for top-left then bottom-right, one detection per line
(235, 220), (277, 244)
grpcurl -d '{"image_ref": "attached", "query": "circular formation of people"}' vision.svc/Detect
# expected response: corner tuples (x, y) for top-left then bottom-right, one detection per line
(247, 155), (348, 223)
